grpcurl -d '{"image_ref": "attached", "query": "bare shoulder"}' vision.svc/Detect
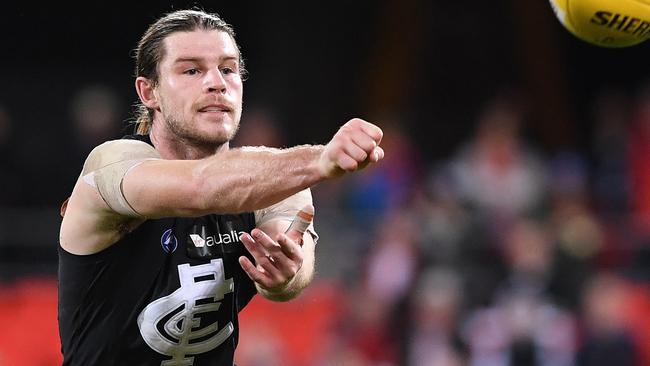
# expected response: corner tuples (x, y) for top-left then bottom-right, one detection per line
(59, 139), (157, 255)
(83, 139), (160, 173)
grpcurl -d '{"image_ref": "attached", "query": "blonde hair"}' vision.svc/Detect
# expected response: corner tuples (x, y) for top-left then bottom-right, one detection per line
(134, 104), (153, 134)
(132, 9), (246, 135)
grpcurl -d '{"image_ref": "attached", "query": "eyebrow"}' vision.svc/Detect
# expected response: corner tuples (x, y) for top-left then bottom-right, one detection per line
(173, 55), (239, 64)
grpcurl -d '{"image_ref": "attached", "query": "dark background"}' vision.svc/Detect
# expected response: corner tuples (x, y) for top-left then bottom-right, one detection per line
(0, 0), (648, 270)
(3, 0), (648, 155)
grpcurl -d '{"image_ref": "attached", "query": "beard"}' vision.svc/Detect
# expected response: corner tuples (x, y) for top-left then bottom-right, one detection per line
(163, 108), (240, 149)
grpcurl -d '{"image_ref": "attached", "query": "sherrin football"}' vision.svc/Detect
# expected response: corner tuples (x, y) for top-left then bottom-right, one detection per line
(548, 0), (650, 47)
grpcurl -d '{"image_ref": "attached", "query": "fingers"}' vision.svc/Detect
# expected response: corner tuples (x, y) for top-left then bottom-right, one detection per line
(322, 118), (385, 178)
(370, 146), (384, 162)
(343, 142), (369, 163)
(337, 154), (360, 172)
(247, 229), (301, 261)
(239, 256), (273, 288)
(240, 232), (280, 280)
(275, 233), (304, 263)
(240, 231), (269, 260)
(349, 118), (383, 145)
(349, 127), (377, 152)
(239, 229), (303, 289)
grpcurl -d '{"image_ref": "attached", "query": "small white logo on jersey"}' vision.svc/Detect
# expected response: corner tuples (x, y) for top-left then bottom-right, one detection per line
(189, 234), (206, 248)
(137, 259), (234, 365)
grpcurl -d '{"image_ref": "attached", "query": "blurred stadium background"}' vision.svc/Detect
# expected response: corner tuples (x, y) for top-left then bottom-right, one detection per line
(1, 1), (650, 365)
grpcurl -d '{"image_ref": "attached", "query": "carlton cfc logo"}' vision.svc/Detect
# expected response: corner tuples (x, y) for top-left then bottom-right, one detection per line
(161, 229), (178, 253)
(137, 259), (235, 364)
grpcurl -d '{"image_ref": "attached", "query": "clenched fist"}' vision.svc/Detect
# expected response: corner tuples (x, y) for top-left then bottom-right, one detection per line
(319, 118), (384, 178)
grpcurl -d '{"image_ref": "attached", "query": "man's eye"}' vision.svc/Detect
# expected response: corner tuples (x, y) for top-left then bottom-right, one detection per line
(221, 67), (234, 75)
(184, 69), (200, 75)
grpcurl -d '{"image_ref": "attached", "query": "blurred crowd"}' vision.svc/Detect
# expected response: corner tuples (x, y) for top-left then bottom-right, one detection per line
(237, 82), (650, 366)
(1, 81), (650, 366)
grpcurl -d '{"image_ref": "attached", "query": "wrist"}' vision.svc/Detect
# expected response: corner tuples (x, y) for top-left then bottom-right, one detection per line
(301, 145), (328, 182)
(258, 277), (298, 302)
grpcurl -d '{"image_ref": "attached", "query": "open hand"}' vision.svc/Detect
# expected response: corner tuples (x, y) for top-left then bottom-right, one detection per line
(238, 205), (313, 293)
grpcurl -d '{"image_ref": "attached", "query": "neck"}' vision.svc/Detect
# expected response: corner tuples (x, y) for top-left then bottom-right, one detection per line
(149, 120), (229, 160)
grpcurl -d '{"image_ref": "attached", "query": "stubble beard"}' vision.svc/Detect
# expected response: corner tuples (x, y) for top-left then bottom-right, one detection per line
(164, 111), (240, 150)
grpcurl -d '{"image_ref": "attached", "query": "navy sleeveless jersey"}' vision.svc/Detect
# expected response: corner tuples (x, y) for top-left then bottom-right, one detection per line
(58, 135), (258, 366)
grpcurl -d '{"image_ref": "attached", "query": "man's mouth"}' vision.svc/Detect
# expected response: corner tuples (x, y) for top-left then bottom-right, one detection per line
(198, 104), (232, 113)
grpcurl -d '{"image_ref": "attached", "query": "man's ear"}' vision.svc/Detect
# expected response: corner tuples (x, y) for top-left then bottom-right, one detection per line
(135, 77), (159, 110)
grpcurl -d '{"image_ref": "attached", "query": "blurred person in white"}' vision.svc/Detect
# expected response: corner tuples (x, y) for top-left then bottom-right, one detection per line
(406, 267), (468, 366)
(0, 105), (24, 206)
(462, 217), (577, 366)
(576, 272), (640, 366)
(449, 89), (547, 226)
(57, 9), (385, 366)
(462, 288), (577, 366)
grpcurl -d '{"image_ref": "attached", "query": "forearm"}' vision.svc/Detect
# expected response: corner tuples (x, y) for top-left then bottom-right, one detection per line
(194, 145), (324, 214)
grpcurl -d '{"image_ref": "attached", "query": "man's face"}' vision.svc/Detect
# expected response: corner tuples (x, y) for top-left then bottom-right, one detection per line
(155, 29), (243, 146)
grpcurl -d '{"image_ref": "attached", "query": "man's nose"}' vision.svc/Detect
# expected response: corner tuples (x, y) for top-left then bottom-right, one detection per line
(203, 69), (227, 93)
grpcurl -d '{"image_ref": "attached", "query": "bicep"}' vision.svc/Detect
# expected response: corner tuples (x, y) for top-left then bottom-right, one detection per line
(79, 139), (208, 219)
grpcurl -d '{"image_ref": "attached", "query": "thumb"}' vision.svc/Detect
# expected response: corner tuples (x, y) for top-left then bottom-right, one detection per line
(285, 204), (315, 245)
